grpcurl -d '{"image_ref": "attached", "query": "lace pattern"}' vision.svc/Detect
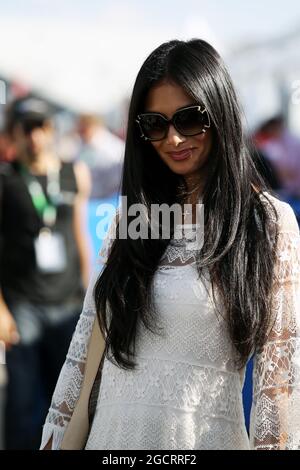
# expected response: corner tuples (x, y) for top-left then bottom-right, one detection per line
(85, 406), (249, 450)
(94, 358), (242, 419)
(41, 195), (300, 450)
(249, 198), (300, 450)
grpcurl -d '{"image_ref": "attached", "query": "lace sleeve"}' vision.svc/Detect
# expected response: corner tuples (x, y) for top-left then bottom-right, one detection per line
(250, 201), (300, 450)
(40, 214), (117, 450)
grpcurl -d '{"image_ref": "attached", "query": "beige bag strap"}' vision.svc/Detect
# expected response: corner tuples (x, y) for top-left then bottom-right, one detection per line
(60, 316), (106, 450)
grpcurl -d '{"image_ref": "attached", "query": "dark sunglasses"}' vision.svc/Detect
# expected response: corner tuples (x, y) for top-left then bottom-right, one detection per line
(136, 105), (210, 141)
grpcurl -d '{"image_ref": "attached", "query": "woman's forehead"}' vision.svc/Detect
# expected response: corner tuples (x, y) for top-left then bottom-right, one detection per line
(144, 81), (196, 116)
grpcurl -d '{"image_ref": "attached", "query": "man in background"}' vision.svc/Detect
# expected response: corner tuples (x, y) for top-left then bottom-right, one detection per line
(0, 97), (91, 449)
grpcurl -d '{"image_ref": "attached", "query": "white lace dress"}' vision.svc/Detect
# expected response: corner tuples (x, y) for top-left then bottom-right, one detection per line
(41, 195), (300, 450)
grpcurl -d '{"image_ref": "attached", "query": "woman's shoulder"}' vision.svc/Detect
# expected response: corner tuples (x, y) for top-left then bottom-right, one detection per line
(259, 191), (299, 235)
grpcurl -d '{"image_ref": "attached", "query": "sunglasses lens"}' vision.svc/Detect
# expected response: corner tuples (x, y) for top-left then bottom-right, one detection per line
(175, 108), (207, 136)
(137, 107), (209, 140)
(139, 115), (167, 140)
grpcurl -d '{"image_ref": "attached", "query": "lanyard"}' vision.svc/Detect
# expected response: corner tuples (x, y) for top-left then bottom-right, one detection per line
(20, 165), (60, 227)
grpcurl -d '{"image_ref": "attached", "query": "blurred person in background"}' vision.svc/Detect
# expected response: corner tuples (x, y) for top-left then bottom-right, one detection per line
(76, 113), (124, 199)
(248, 141), (281, 192)
(254, 115), (300, 199)
(0, 97), (91, 449)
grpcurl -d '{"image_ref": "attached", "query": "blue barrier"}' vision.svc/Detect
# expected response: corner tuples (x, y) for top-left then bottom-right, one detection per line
(87, 195), (119, 266)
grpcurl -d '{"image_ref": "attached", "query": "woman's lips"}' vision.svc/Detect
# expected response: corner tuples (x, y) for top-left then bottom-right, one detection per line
(167, 148), (193, 161)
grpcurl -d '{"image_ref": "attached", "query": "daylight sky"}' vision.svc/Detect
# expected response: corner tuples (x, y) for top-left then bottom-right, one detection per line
(0, 0), (300, 112)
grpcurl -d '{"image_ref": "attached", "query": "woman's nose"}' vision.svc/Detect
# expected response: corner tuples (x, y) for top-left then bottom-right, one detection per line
(166, 124), (186, 146)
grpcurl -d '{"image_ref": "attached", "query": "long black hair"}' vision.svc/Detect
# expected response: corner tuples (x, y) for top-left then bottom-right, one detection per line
(94, 39), (278, 369)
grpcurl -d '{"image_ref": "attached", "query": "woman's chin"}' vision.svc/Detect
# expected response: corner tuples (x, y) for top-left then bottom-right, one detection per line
(166, 161), (195, 176)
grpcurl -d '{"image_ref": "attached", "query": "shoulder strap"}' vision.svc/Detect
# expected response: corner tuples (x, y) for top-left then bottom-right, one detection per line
(60, 316), (106, 450)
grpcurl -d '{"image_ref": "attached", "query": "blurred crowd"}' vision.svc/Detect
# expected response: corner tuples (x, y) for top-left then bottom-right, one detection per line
(0, 94), (125, 449)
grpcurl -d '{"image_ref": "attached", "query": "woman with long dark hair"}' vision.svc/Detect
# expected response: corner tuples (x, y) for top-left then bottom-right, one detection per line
(41, 39), (300, 450)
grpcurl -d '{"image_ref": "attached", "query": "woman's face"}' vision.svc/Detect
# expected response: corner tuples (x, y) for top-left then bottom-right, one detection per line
(145, 81), (213, 190)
